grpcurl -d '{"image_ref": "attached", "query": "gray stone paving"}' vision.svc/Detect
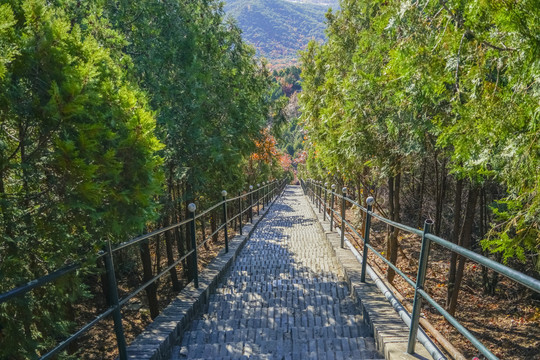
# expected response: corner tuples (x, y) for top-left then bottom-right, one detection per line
(171, 186), (384, 360)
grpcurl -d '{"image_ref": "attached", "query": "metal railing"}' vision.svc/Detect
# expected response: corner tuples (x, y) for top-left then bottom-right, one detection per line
(304, 179), (540, 360)
(0, 179), (287, 360)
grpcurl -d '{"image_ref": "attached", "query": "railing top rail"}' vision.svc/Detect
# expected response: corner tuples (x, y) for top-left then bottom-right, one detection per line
(425, 232), (540, 293)
(0, 262), (81, 304)
(113, 219), (192, 252)
(1, 179), (283, 304)
(196, 200), (225, 219)
(0, 176), (286, 360)
(307, 178), (540, 293)
(304, 177), (538, 359)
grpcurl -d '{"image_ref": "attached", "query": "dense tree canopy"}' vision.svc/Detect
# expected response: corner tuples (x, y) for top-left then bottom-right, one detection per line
(0, 0), (283, 357)
(299, 0), (539, 284)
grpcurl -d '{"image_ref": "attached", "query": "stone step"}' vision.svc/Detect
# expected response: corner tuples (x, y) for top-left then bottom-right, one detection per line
(195, 310), (364, 328)
(206, 296), (359, 314)
(210, 286), (348, 301)
(177, 337), (381, 359)
(220, 277), (347, 287)
(181, 325), (371, 346)
(168, 187), (383, 360)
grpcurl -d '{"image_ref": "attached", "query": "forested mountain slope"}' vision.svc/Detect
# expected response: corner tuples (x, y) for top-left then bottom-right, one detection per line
(224, 0), (338, 67)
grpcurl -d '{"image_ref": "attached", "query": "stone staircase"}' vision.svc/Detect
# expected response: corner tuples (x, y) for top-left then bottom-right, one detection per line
(171, 186), (384, 360)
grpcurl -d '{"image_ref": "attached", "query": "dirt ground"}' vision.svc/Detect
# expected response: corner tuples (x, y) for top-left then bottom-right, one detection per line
(341, 207), (540, 360)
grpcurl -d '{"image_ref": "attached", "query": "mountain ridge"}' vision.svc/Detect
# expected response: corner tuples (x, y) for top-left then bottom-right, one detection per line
(224, 0), (339, 68)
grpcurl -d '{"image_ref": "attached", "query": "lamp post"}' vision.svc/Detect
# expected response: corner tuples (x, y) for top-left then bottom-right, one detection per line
(188, 202), (198, 288)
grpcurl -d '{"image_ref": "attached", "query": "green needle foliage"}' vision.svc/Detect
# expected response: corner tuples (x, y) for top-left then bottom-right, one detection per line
(0, 0), (163, 357)
(0, 0), (281, 357)
(300, 0), (539, 269)
(102, 0), (273, 200)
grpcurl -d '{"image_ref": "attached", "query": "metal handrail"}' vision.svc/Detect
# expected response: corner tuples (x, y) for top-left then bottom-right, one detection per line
(305, 179), (540, 360)
(0, 262), (81, 304)
(0, 178), (286, 360)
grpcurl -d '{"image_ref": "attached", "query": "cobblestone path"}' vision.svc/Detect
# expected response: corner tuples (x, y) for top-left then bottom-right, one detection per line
(172, 185), (384, 360)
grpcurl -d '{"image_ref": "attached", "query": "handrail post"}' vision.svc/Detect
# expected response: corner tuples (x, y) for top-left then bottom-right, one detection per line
(313, 180), (316, 203)
(318, 182), (322, 213)
(265, 182), (268, 207)
(261, 182), (265, 210)
(330, 184), (336, 231)
(238, 191), (243, 236)
(221, 191), (229, 253)
(340, 187), (347, 248)
(257, 183), (260, 216)
(323, 182), (328, 221)
(249, 185), (253, 223)
(188, 203), (199, 288)
(263, 181), (268, 209)
(407, 219), (434, 353)
(104, 240), (128, 360)
(361, 197), (375, 282)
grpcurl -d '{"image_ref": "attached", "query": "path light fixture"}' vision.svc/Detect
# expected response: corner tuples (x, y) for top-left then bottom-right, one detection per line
(330, 184), (336, 231)
(341, 187), (347, 248)
(323, 182), (329, 220)
(249, 185), (254, 222)
(221, 190), (229, 253)
(187, 202), (198, 288)
(256, 184), (261, 215)
(361, 196), (375, 283)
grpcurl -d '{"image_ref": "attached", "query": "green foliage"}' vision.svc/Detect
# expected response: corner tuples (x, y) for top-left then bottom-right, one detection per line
(0, 0), (163, 357)
(0, 0), (277, 357)
(299, 0), (540, 266)
(103, 0), (273, 200)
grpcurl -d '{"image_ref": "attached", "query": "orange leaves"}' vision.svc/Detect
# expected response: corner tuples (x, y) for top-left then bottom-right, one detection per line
(293, 150), (307, 164)
(279, 153), (293, 171)
(250, 129), (278, 164)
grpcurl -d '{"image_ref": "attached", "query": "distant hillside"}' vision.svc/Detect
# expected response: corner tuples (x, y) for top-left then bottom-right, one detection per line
(224, 0), (338, 68)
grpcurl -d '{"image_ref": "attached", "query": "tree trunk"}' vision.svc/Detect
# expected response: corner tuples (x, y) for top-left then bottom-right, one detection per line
(164, 224), (181, 292)
(175, 182), (188, 277)
(434, 157), (447, 236)
(0, 175), (16, 253)
(155, 232), (161, 275)
(139, 241), (159, 319)
(98, 258), (111, 306)
(446, 178), (463, 307)
(386, 173), (401, 283)
(356, 177), (367, 237)
(417, 161), (426, 228)
(447, 185), (479, 316)
(185, 182), (195, 282)
(211, 214), (218, 243)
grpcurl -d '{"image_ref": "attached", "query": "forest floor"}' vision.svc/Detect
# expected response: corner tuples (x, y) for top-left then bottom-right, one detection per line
(342, 207), (540, 360)
(75, 219), (237, 359)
